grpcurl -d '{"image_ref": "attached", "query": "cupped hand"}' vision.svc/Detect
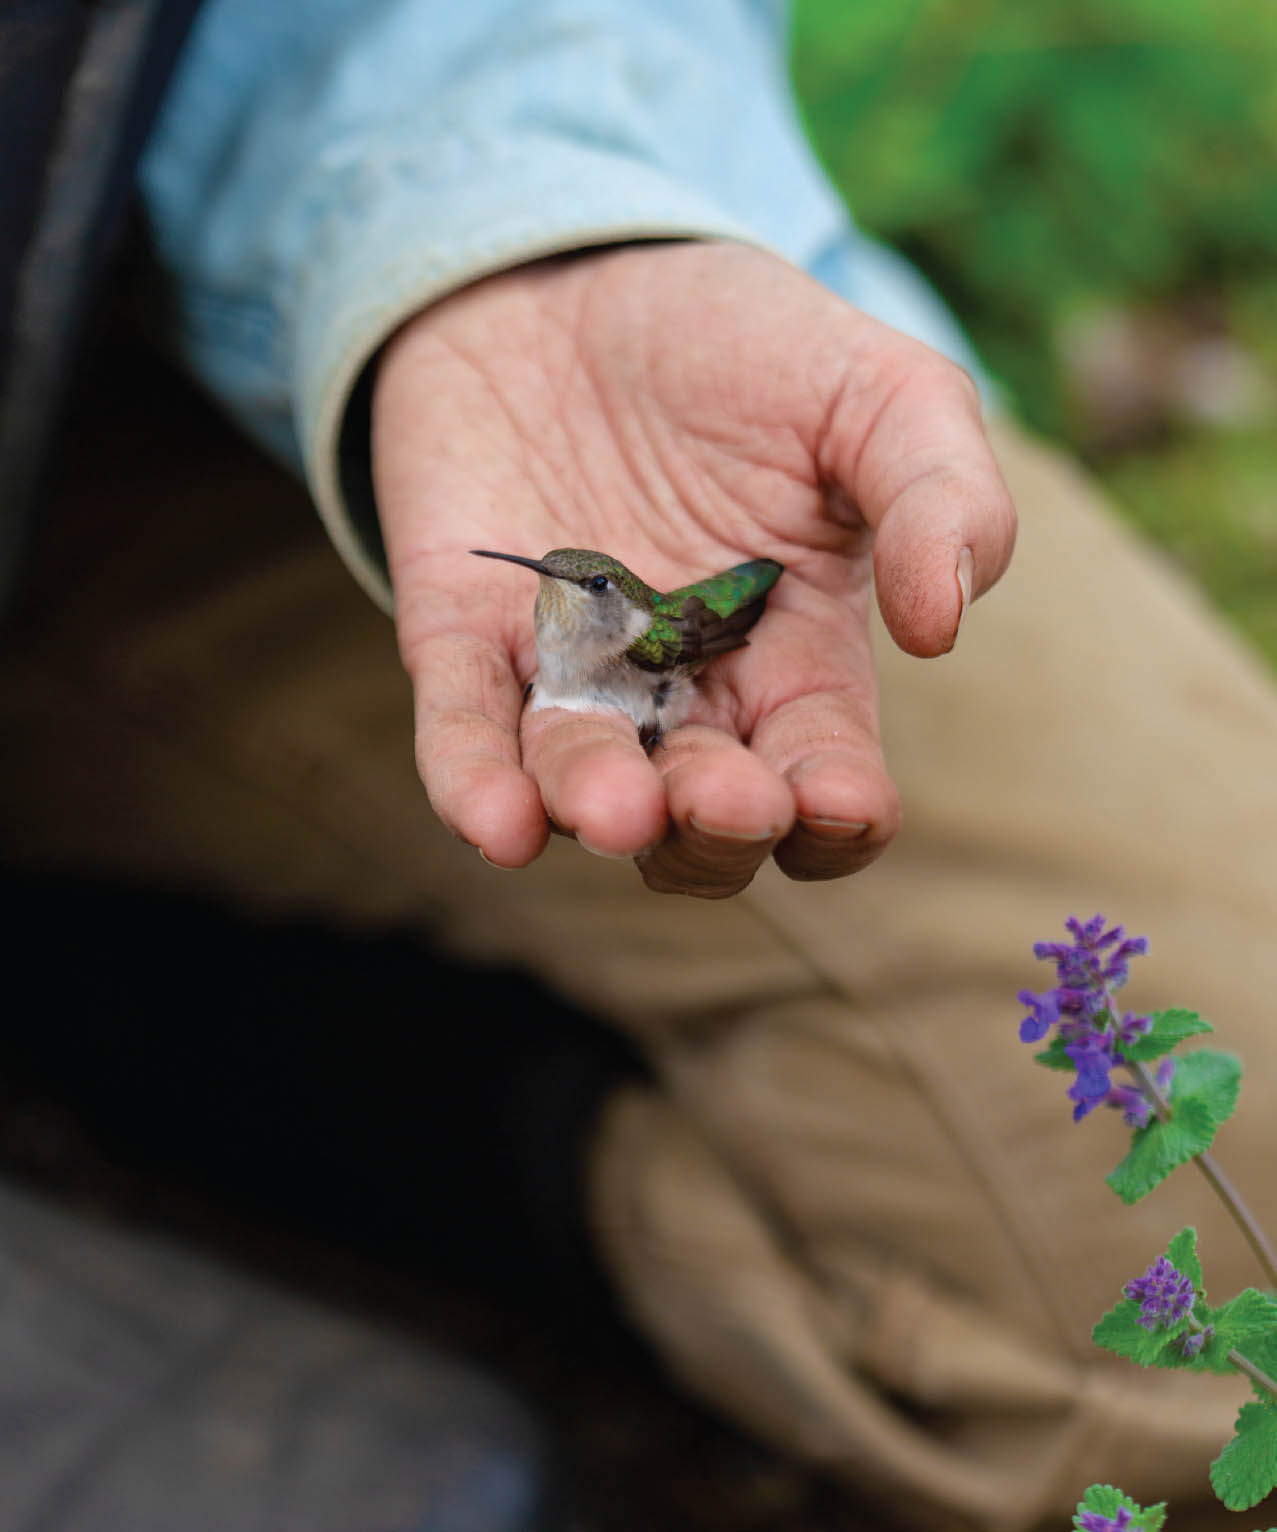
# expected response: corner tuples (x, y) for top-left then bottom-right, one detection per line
(371, 241), (1016, 896)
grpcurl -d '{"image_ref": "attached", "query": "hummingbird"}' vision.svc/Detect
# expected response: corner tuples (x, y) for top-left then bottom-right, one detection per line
(470, 547), (783, 751)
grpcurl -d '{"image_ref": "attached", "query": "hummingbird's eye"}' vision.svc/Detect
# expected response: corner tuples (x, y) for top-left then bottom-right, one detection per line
(587, 574), (610, 593)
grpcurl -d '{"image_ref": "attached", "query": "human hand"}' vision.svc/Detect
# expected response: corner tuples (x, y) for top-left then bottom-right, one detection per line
(371, 242), (1016, 896)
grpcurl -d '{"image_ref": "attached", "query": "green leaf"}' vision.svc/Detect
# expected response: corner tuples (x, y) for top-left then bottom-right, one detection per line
(1166, 1226), (1204, 1290)
(1212, 1290), (1277, 1368)
(1121, 1007), (1214, 1062)
(1106, 1050), (1241, 1203)
(1241, 1330), (1277, 1402)
(1173, 1048), (1243, 1127)
(1075, 1484), (1167, 1532)
(1211, 1400), (1277, 1510)
(1093, 1299), (1189, 1365)
(1107, 1093), (1217, 1202)
(1035, 1034), (1077, 1071)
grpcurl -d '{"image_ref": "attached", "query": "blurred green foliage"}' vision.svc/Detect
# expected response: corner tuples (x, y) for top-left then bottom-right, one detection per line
(790, 0), (1277, 430)
(790, 0), (1277, 665)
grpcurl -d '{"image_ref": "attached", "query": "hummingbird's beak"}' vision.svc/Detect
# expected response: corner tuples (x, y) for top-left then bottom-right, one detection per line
(470, 550), (553, 577)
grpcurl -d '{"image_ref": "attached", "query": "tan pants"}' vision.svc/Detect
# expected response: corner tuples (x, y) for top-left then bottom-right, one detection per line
(4, 376), (1276, 1531)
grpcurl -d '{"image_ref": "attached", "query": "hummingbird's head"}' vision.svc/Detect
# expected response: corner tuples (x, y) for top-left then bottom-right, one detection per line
(470, 548), (649, 661)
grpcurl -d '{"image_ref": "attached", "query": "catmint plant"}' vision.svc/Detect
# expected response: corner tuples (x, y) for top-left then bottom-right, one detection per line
(1019, 918), (1277, 1523)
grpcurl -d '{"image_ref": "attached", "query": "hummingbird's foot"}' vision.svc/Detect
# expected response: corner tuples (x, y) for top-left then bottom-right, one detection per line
(639, 723), (663, 754)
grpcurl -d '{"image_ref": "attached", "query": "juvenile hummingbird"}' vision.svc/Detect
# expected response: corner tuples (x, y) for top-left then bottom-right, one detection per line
(470, 547), (783, 750)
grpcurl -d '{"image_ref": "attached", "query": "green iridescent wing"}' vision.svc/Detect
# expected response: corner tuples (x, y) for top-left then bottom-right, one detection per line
(626, 558), (783, 671)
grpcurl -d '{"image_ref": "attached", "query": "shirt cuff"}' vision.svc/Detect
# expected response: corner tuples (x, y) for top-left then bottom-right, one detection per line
(293, 133), (764, 613)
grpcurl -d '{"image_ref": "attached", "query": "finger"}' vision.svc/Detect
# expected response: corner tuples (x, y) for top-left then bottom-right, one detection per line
(520, 707), (669, 858)
(408, 633), (549, 868)
(637, 726), (795, 899)
(826, 343), (1018, 658)
(751, 691), (900, 882)
(716, 589), (898, 882)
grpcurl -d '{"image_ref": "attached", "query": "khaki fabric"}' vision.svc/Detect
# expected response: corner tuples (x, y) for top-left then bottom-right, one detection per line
(3, 401), (1275, 1530)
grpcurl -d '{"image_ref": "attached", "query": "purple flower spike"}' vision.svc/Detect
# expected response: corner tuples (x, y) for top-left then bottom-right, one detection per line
(1124, 1256), (1196, 1331)
(1019, 916), (1159, 1124)
(1077, 1507), (1126, 1532)
(1025, 915), (1151, 1041)
(1078, 1507), (1134, 1532)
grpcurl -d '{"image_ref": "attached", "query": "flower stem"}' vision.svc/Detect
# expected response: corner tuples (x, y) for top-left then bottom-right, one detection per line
(1127, 1056), (1277, 1291)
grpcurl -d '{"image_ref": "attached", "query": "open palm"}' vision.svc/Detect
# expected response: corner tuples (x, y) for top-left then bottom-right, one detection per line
(372, 242), (1016, 897)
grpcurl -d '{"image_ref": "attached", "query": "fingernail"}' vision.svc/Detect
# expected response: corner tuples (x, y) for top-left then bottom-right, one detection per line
(800, 817), (869, 834)
(478, 848), (518, 870)
(577, 835), (636, 861)
(955, 546), (974, 636)
(687, 814), (779, 843)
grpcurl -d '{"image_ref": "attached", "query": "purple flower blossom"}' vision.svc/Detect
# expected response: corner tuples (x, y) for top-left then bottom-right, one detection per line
(1124, 1256), (1196, 1330)
(1078, 1508), (1133, 1532)
(1117, 1012), (1152, 1048)
(1176, 1324), (1213, 1360)
(1066, 1032), (1117, 1121)
(1103, 1057), (1175, 1129)
(1106, 1083), (1154, 1130)
(1018, 987), (1060, 1043)
(1018, 916), (1155, 1123)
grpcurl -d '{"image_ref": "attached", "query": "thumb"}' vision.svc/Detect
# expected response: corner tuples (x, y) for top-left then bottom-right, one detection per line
(822, 332), (1018, 657)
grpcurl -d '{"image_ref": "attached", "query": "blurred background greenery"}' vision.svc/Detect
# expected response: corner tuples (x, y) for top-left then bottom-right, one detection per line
(791, 0), (1277, 665)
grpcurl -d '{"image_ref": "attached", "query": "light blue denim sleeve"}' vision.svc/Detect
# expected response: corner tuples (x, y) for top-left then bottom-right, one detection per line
(140, 0), (980, 608)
